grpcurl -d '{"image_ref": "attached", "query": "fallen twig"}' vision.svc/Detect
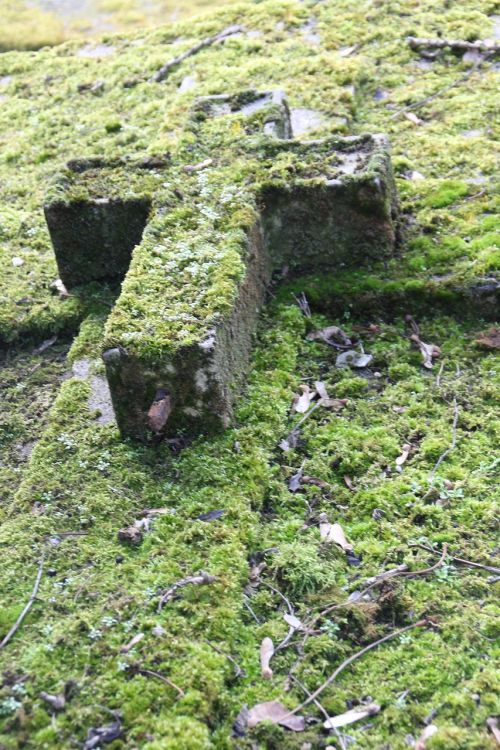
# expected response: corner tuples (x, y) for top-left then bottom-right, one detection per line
(289, 673), (350, 749)
(157, 571), (216, 612)
(243, 595), (261, 624)
(399, 544), (448, 578)
(136, 668), (184, 697)
(292, 292), (311, 318)
(409, 543), (500, 575)
(258, 578), (296, 652)
(422, 398), (459, 500)
(407, 36), (500, 55)
(295, 556), (443, 662)
(284, 619), (427, 717)
(205, 640), (246, 678)
(390, 61), (483, 120)
(152, 24), (242, 82)
(0, 556), (44, 650)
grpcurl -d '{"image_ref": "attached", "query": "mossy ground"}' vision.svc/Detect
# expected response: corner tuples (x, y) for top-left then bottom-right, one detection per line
(0, 0), (499, 748)
(0, 0), (234, 51)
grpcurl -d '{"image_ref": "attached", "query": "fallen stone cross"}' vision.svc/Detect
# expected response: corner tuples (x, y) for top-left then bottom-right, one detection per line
(44, 90), (399, 440)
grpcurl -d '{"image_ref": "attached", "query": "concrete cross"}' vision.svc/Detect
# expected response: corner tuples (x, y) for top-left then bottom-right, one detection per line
(44, 90), (399, 441)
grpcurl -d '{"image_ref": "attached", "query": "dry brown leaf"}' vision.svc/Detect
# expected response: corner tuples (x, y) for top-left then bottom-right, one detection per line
(475, 327), (500, 350)
(39, 691), (66, 712)
(307, 325), (351, 348)
(120, 632), (144, 653)
(323, 398), (348, 411)
(404, 112), (423, 125)
(323, 703), (381, 729)
(283, 613), (304, 630)
(396, 443), (412, 466)
(50, 278), (70, 299)
(301, 475), (329, 489)
(344, 475), (355, 491)
(319, 513), (353, 551)
(292, 384), (315, 414)
(260, 637), (274, 679)
(415, 724), (438, 750)
(410, 334), (441, 369)
(247, 700), (305, 731)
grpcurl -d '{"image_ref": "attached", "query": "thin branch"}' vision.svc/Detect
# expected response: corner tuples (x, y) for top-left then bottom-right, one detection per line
(409, 543), (500, 575)
(205, 640), (246, 678)
(399, 544), (448, 578)
(136, 668), (184, 697)
(243, 595), (261, 624)
(407, 36), (500, 55)
(157, 571), (216, 612)
(151, 25), (243, 82)
(436, 360), (445, 387)
(421, 397), (459, 501)
(284, 619), (427, 718)
(390, 62), (483, 120)
(289, 674), (349, 750)
(258, 578), (296, 652)
(0, 556), (44, 650)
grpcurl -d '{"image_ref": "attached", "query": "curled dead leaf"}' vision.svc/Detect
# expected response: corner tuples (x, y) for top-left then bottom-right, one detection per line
(307, 325), (351, 348)
(247, 700), (305, 732)
(292, 384), (315, 414)
(318, 513), (353, 551)
(415, 724), (438, 750)
(40, 691), (65, 712)
(410, 334), (440, 369)
(120, 632), (144, 653)
(396, 443), (412, 466)
(283, 613), (304, 630)
(475, 327), (500, 350)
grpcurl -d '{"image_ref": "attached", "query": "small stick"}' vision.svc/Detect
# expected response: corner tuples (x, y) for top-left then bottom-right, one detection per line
(152, 24), (242, 82)
(283, 619), (427, 717)
(292, 292), (311, 318)
(407, 36), (500, 55)
(421, 397), (459, 500)
(243, 596), (261, 624)
(390, 63), (482, 120)
(258, 578), (296, 652)
(409, 543), (500, 575)
(157, 571), (216, 612)
(436, 361), (445, 387)
(289, 673), (349, 749)
(205, 640), (245, 678)
(297, 556), (442, 661)
(0, 556), (44, 650)
(292, 399), (322, 431)
(399, 544), (448, 578)
(136, 668), (184, 697)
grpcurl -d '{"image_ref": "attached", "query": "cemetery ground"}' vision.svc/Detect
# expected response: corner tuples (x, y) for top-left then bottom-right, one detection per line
(0, 0), (499, 748)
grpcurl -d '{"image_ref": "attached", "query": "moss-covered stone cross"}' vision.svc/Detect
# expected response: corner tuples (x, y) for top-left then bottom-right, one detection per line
(44, 90), (399, 441)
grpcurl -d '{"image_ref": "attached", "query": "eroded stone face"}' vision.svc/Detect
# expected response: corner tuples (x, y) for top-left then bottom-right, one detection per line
(44, 196), (151, 287)
(45, 90), (400, 442)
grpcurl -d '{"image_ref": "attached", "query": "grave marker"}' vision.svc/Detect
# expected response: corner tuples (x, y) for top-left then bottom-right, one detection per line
(45, 91), (399, 440)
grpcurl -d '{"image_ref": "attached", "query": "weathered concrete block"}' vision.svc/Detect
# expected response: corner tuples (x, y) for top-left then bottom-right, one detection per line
(45, 91), (400, 442)
(44, 166), (153, 287)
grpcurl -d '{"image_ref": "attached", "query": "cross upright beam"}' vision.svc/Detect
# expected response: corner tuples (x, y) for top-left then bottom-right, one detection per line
(44, 90), (399, 441)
